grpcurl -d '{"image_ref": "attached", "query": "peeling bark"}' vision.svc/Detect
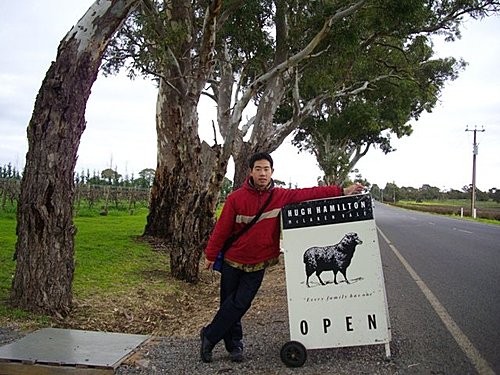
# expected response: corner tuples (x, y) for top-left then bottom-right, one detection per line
(143, 0), (224, 282)
(144, 80), (220, 282)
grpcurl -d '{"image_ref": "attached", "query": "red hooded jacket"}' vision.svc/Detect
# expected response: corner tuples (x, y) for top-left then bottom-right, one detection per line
(204, 178), (343, 265)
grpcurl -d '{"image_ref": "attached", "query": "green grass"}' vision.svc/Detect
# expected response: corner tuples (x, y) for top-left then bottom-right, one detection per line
(73, 207), (171, 298)
(73, 201), (148, 218)
(392, 199), (500, 225)
(398, 199), (500, 209)
(0, 208), (17, 305)
(0, 203), (173, 325)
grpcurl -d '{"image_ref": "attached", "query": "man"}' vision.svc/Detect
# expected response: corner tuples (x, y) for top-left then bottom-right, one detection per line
(201, 152), (364, 363)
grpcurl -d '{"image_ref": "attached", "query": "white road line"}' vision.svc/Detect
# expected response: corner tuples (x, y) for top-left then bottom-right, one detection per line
(377, 227), (495, 375)
(453, 228), (473, 234)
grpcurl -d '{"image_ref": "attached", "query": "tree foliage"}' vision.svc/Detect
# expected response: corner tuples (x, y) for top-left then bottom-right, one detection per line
(288, 0), (498, 185)
(490, 188), (500, 203)
(73, 167), (156, 188)
(0, 163), (22, 180)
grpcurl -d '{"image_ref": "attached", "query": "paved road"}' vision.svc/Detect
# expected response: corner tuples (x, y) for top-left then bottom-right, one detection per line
(375, 202), (500, 374)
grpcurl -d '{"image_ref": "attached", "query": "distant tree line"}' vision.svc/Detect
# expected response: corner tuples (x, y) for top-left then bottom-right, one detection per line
(370, 183), (500, 203)
(74, 167), (156, 189)
(1, 164), (155, 212)
(6, 163), (498, 204)
(1, 163), (156, 189)
(1, 163), (236, 210)
(0, 163), (22, 180)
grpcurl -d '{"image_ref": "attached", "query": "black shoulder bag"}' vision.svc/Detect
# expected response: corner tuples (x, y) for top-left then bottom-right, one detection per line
(213, 190), (274, 272)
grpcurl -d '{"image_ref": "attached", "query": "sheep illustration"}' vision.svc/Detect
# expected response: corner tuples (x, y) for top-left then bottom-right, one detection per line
(303, 232), (363, 287)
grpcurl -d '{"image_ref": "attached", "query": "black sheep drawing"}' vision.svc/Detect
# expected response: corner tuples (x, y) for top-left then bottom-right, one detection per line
(303, 232), (363, 287)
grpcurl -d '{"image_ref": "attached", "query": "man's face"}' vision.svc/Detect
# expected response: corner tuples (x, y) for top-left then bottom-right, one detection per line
(250, 159), (273, 190)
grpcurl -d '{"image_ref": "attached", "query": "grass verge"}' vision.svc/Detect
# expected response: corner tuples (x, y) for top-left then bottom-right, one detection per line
(390, 200), (500, 224)
(0, 204), (195, 334)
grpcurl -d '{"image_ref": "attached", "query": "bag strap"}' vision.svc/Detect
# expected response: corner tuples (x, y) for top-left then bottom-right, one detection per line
(219, 190), (274, 255)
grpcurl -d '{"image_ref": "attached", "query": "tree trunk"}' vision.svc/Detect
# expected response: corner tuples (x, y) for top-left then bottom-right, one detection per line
(232, 141), (253, 190)
(230, 3), (290, 187)
(144, 80), (224, 282)
(142, 0), (224, 283)
(11, 0), (139, 317)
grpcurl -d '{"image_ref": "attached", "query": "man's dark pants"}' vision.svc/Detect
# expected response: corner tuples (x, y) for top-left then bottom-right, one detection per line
(204, 262), (265, 351)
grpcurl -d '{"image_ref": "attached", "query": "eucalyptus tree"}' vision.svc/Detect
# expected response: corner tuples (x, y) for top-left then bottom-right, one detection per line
(291, 33), (463, 185)
(101, 168), (122, 184)
(227, 0), (500, 188)
(221, 0), (370, 188)
(490, 188), (500, 203)
(12, 0), (140, 316)
(103, 0), (244, 282)
(137, 168), (156, 188)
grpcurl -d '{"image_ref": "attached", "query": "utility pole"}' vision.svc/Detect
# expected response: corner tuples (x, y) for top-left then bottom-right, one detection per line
(465, 125), (485, 218)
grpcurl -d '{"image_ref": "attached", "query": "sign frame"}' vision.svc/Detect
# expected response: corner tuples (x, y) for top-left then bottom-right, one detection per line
(281, 193), (391, 358)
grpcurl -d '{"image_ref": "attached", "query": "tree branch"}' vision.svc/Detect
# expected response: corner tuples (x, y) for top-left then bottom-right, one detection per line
(231, 0), (367, 132)
(199, 0), (222, 71)
(218, 0), (247, 27)
(140, 0), (186, 92)
(267, 73), (397, 150)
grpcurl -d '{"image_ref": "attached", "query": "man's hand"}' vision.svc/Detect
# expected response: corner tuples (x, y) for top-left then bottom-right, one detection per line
(344, 182), (365, 195)
(204, 258), (214, 270)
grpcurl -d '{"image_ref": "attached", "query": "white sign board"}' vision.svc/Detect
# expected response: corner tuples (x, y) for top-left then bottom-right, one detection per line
(281, 193), (391, 350)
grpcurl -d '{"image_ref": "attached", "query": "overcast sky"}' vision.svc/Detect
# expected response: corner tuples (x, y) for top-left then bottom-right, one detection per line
(1, 1), (499, 191)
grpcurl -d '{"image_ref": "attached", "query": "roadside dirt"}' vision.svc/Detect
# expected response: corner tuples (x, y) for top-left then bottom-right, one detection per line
(57, 248), (288, 338)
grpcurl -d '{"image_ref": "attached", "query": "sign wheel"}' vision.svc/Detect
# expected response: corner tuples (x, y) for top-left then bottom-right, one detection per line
(280, 340), (307, 367)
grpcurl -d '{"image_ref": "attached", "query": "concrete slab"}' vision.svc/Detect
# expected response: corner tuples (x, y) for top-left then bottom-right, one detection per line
(0, 328), (149, 371)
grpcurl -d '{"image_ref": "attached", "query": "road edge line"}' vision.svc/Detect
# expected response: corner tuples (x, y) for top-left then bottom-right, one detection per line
(377, 227), (495, 375)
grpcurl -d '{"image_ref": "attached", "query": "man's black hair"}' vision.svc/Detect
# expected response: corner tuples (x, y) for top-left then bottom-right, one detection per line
(248, 152), (273, 169)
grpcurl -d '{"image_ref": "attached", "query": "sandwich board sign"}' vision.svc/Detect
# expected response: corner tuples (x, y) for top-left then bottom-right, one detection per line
(281, 193), (391, 355)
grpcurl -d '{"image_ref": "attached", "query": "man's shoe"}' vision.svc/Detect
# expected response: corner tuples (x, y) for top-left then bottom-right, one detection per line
(200, 327), (214, 363)
(229, 347), (244, 363)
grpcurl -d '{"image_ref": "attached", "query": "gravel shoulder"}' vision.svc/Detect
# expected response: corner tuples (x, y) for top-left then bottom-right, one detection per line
(116, 264), (398, 375)
(116, 245), (477, 374)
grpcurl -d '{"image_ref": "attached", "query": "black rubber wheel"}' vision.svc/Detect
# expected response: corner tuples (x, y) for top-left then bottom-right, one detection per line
(280, 340), (307, 367)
